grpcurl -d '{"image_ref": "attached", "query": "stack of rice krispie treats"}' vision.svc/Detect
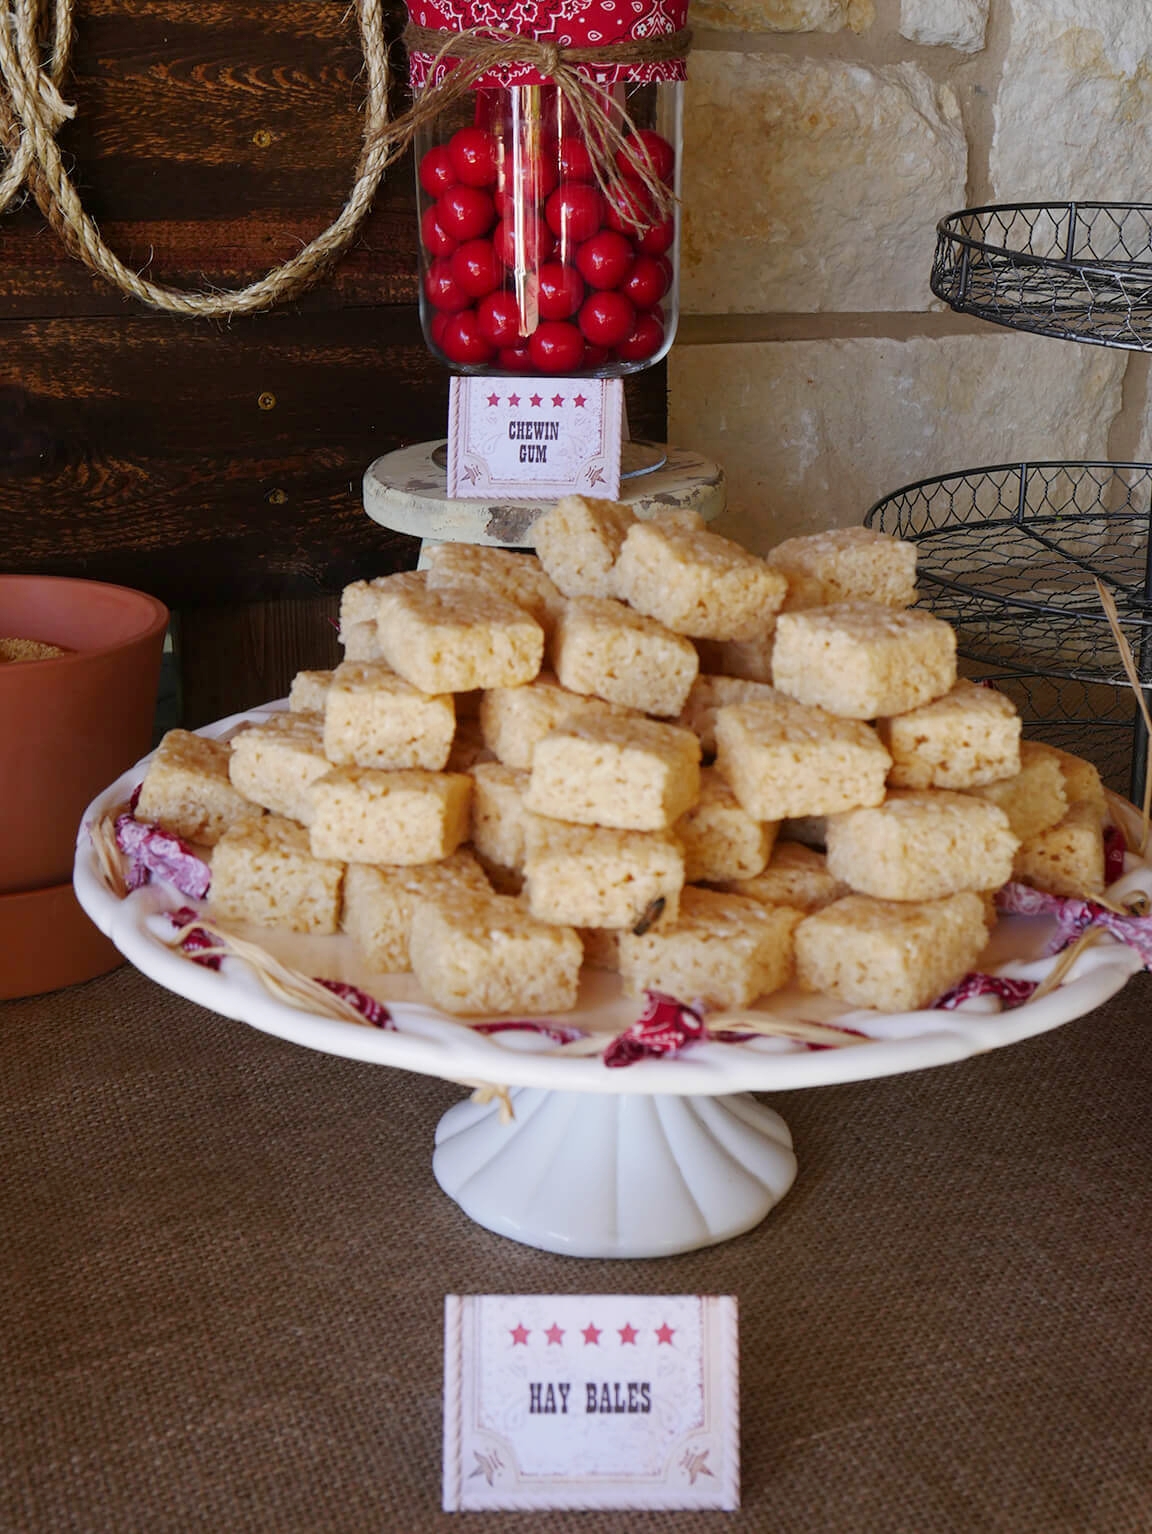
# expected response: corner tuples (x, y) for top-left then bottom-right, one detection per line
(133, 501), (1115, 1019)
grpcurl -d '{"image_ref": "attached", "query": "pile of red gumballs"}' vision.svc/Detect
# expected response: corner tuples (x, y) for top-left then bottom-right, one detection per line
(418, 109), (676, 374)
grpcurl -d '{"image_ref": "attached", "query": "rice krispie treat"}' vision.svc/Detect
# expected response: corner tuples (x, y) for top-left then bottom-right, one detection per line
(340, 620), (384, 662)
(878, 680), (1022, 790)
(1027, 742), (1109, 819)
(695, 631), (776, 684)
(308, 767), (471, 865)
(964, 740), (1068, 841)
(408, 888), (583, 1015)
(373, 581), (544, 693)
(135, 729), (260, 846)
(422, 543), (564, 634)
(532, 495), (637, 598)
(679, 674), (777, 757)
(228, 711), (330, 825)
(342, 850), (491, 972)
(525, 716), (701, 831)
(339, 570), (426, 630)
(612, 520), (788, 641)
(825, 789), (1018, 901)
(288, 670), (334, 713)
(772, 603), (957, 720)
(716, 841), (847, 913)
(675, 767), (775, 883)
(1012, 800), (1106, 899)
(714, 691), (891, 820)
(552, 597), (698, 718)
(210, 815), (343, 934)
(795, 891), (988, 1013)
(322, 659), (455, 772)
(618, 887), (803, 1009)
(469, 762), (532, 873)
(479, 671), (635, 771)
(767, 527), (917, 610)
(523, 817), (684, 931)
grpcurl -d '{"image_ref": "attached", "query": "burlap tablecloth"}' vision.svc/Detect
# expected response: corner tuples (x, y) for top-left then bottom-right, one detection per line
(3, 963), (1150, 1533)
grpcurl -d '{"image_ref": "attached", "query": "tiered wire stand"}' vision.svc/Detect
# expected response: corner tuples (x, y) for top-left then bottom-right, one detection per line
(868, 203), (1152, 797)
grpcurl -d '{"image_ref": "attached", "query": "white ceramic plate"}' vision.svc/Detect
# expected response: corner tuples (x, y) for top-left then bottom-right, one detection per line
(73, 704), (1148, 1098)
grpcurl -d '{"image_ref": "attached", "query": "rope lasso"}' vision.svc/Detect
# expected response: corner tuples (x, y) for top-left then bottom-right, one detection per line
(0, 0), (688, 316)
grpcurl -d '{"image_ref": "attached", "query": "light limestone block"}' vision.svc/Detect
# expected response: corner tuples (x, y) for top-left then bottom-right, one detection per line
(900, 0), (988, 52)
(669, 336), (1128, 554)
(992, 0), (1152, 199)
(689, 0), (873, 33)
(681, 54), (966, 313)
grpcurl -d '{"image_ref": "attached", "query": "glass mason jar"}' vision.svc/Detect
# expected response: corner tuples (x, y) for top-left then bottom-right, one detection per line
(415, 82), (682, 376)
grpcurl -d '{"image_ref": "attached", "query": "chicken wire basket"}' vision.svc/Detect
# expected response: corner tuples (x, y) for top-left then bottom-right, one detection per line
(931, 203), (1152, 349)
(865, 460), (1152, 798)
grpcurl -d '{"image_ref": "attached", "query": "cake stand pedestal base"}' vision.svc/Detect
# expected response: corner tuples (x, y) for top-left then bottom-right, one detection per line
(433, 1087), (797, 1258)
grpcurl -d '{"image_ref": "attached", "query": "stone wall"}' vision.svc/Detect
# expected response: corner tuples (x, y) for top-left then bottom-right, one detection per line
(671, 0), (1152, 552)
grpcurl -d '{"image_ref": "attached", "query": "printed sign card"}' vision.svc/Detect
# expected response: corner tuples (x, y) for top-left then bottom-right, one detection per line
(442, 1294), (739, 1511)
(447, 377), (623, 500)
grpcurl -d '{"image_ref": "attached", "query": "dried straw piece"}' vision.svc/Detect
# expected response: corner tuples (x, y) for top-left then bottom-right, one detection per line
(1030, 924), (1106, 1002)
(1094, 578), (1152, 852)
(462, 1081), (516, 1123)
(705, 1014), (865, 1048)
(90, 808), (129, 898)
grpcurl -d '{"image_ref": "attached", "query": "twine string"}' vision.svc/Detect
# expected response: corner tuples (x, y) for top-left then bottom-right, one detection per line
(0, 0), (687, 316)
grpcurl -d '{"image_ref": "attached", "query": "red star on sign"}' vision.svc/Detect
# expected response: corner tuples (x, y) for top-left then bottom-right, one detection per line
(551, 394), (565, 407)
(507, 393), (520, 406)
(655, 1322), (676, 1345)
(573, 393), (587, 407)
(581, 1323), (602, 1346)
(486, 393), (500, 406)
(529, 393), (543, 406)
(545, 1322), (565, 1345)
(510, 1323), (530, 1346)
(618, 1322), (638, 1345)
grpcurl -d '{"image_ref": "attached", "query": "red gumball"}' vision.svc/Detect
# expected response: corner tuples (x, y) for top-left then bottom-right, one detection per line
(522, 150), (561, 203)
(620, 254), (668, 310)
(581, 344), (609, 370)
(557, 137), (595, 182)
(578, 291), (636, 349)
(437, 185), (496, 242)
(604, 182), (655, 235)
(638, 217), (675, 257)
(450, 238), (503, 298)
(420, 203), (458, 260)
(615, 310), (665, 363)
(536, 262), (585, 321)
(449, 126), (499, 188)
(477, 290), (525, 347)
(545, 184), (605, 249)
(419, 145), (457, 198)
(497, 343), (535, 371)
(423, 258), (471, 314)
(439, 310), (497, 367)
(429, 310), (450, 348)
(529, 321), (585, 373)
(617, 130), (675, 186)
(493, 214), (553, 269)
(575, 230), (634, 291)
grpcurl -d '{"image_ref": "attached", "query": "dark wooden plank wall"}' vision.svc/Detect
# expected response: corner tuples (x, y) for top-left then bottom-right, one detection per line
(0, 1), (666, 721)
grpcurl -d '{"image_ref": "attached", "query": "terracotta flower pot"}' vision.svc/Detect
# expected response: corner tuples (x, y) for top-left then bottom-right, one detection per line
(0, 575), (169, 998)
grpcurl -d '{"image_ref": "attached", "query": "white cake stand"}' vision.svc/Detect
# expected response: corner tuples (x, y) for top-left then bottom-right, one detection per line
(74, 706), (1149, 1259)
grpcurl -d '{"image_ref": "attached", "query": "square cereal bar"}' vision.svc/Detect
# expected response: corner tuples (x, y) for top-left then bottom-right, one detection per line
(772, 602), (957, 719)
(479, 671), (635, 771)
(525, 715), (701, 831)
(288, 670), (334, 713)
(878, 679), (1021, 790)
(342, 850), (491, 972)
(210, 814), (343, 934)
(323, 659), (455, 772)
(308, 767), (471, 865)
(532, 495), (637, 598)
(612, 520), (788, 640)
(135, 729), (260, 846)
(1026, 742), (1109, 818)
(767, 527), (917, 610)
(408, 888), (582, 1015)
(523, 817), (684, 930)
(675, 767), (775, 882)
(964, 739), (1068, 841)
(469, 762), (532, 873)
(374, 582), (543, 693)
(825, 789), (1018, 901)
(423, 543), (564, 633)
(716, 841), (847, 912)
(1012, 800), (1106, 898)
(679, 674), (777, 756)
(228, 712), (330, 825)
(795, 892), (988, 1013)
(618, 888), (802, 1009)
(339, 570), (426, 630)
(552, 597), (698, 717)
(714, 691), (891, 819)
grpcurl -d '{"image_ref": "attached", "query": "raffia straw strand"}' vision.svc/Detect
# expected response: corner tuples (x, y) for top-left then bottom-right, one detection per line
(705, 1014), (864, 1048)
(1094, 577), (1152, 853)
(90, 809), (128, 899)
(462, 1081), (516, 1123)
(1030, 924), (1106, 1002)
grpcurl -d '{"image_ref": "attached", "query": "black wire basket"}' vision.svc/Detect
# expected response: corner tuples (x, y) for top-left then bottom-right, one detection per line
(866, 460), (1152, 796)
(931, 203), (1152, 349)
